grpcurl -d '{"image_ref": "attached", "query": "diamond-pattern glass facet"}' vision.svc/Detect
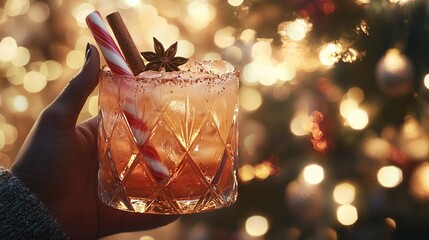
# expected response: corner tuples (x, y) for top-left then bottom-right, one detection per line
(109, 113), (140, 175)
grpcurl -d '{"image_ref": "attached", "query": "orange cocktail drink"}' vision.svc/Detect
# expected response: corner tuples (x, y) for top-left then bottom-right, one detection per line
(98, 59), (239, 214)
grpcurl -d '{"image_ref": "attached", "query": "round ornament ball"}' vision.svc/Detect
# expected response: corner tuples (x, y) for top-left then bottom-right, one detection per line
(376, 48), (414, 97)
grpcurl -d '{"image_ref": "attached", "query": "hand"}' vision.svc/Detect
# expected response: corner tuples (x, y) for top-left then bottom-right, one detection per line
(11, 44), (178, 239)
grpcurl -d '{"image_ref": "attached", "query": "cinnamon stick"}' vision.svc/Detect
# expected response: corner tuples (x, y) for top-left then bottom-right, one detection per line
(106, 12), (145, 76)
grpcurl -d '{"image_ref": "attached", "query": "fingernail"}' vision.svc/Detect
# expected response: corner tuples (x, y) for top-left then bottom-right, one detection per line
(85, 43), (91, 63)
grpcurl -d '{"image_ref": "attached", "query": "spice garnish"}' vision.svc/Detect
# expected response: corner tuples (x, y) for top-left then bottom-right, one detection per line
(141, 37), (188, 72)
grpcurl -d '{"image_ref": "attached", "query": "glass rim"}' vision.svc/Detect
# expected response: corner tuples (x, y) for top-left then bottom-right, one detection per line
(100, 59), (239, 85)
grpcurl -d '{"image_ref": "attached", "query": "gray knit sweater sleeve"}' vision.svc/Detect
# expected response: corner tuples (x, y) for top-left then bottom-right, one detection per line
(0, 166), (67, 239)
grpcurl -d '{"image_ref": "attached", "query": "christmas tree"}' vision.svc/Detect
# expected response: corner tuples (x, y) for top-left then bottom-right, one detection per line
(1, 0), (429, 239)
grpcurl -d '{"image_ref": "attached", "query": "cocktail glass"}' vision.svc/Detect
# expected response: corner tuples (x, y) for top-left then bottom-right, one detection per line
(97, 59), (239, 214)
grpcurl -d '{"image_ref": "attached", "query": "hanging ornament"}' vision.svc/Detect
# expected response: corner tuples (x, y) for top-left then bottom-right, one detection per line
(376, 48), (415, 97)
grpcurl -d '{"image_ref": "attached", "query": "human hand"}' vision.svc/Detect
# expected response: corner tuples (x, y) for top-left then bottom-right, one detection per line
(11, 44), (178, 239)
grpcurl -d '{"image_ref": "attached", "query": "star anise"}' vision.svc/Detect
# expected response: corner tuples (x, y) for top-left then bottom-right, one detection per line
(141, 37), (188, 72)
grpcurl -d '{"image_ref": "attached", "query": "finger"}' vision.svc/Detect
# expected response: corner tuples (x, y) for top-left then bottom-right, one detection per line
(78, 117), (98, 137)
(76, 116), (98, 148)
(46, 43), (100, 125)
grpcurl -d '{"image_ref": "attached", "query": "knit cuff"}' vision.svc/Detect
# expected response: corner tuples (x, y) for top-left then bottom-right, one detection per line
(0, 166), (67, 239)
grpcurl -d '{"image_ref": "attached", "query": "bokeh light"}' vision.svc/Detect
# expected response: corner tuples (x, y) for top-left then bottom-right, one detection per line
(138, 236), (155, 240)
(88, 96), (98, 116)
(185, 1), (216, 32)
(243, 59), (277, 86)
(410, 163), (429, 200)
(377, 166), (403, 188)
(337, 204), (358, 225)
(239, 87), (262, 112)
(276, 61), (296, 82)
(28, 1), (50, 23)
(278, 18), (312, 41)
(382, 48), (408, 74)
(347, 108), (369, 130)
(72, 3), (95, 28)
(240, 29), (256, 43)
(40, 60), (63, 81)
(7, 66), (26, 85)
(177, 40), (195, 58)
(238, 164), (255, 183)
(319, 42), (342, 66)
(214, 26), (236, 48)
(303, 164), (324, 185)
(0, 37), (18, 62)
(228, 0), (244, 7)
(290, 113), (311, 136)
(66, 50), (85, 69)
(423, 73), (429, 90)
(347, 87), (364, 103)
(363, 137), (391, 161)
(252, 40), (272, 59)
(333, 182), (356, 205)
(0, 123), (18, 147)
(11, 47), (30, 67)
(340, 98), (359, 118)
(4, 0), (30, 17)
(23, 71), (47, 93)
(245, 215), (269, 237)
(11, 95), (28, 112)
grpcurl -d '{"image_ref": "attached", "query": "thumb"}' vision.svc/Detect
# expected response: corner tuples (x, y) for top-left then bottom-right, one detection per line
(46, 43), (100, 125)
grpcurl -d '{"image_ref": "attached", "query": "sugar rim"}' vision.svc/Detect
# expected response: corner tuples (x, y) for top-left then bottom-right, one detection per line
(100, 59), (239, 86)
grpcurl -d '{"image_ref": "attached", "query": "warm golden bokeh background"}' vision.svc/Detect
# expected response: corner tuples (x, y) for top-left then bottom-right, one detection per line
(2, 0), (429, 239)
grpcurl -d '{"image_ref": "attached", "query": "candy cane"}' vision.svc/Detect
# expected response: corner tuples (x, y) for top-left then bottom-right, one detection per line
(86, 11), (133, 76)
(86, 11), (170, 182)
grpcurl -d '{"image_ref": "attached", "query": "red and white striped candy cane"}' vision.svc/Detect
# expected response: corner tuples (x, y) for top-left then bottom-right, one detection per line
(86, 11), (170, 182)
(86, 11), (133, 76)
